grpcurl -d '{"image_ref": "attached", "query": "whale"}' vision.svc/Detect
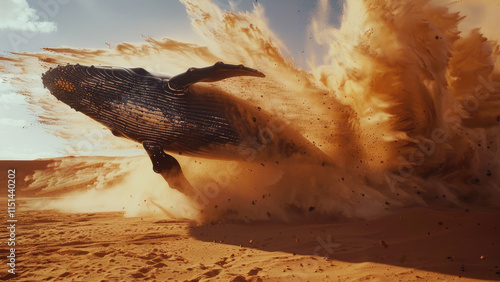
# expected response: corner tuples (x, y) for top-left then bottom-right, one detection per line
(42, 62), (331, 195)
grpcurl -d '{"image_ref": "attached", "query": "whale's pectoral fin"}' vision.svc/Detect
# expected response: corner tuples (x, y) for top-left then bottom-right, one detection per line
(168, 61), (265, 90)
(143, 141), (193, 195)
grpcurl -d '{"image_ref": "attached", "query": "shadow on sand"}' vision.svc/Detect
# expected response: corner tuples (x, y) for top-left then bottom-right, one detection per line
(189, 207), (500, 280)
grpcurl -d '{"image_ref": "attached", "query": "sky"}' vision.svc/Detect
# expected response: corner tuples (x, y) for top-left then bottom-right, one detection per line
(0, 0), (343, 160)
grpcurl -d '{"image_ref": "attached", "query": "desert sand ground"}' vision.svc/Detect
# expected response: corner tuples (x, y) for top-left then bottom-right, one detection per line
(1, 160), (499, 281)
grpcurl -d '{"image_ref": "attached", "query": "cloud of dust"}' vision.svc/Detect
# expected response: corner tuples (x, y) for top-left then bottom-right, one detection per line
(308, 0), (500, 209)
(25, 156), (198, 219)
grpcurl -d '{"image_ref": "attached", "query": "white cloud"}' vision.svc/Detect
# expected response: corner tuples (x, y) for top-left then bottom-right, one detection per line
(0, 0), (57, 33)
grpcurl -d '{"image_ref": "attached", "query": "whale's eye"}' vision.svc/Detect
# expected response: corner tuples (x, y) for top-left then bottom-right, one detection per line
(55, 78), (75, 93)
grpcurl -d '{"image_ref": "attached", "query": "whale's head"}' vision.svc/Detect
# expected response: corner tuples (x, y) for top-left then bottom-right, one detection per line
(42, 64), (165, 116)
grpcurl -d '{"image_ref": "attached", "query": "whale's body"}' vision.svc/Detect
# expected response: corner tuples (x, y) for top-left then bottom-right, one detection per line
(42, 62), (330, 193)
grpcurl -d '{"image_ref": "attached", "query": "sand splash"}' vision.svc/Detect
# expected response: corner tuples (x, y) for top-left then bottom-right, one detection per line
(2, 0), (500, 222)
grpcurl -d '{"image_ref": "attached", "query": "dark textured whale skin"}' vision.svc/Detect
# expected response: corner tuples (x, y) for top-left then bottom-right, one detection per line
(41, 63), (330, 164)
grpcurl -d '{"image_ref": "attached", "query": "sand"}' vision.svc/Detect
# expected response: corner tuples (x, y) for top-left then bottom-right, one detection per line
(1, 204), (499, 281)
(1, 160), (499, 281)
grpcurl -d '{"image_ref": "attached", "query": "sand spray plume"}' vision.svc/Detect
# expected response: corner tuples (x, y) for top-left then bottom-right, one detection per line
(309, 0), (462, 169)
(308, 0), (500, 199)
(1, 0), (500, 222)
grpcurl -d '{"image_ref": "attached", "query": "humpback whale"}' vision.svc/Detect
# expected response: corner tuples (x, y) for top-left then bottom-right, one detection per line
(42, 62), (330, 195)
